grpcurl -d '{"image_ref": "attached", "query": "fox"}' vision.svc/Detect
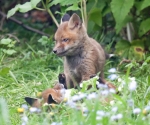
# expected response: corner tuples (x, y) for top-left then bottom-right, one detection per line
(25, 74), (67, 108)
(53, 13), (115, 89)
(25, 83), (65, 108)
(24, 74), (114, 108)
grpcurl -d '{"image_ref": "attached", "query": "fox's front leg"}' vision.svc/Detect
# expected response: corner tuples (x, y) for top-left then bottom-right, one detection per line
(58, 73), (67, 89)
(80, 70), (96, 83)
(80, 65), (96, 83)
(65, 74), (74, 88)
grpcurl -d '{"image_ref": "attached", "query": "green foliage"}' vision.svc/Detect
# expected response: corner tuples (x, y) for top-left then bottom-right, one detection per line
(111, 0), (134, 33)
(115, 40), (145, 61)
(3, 66), (150, 125)
(0, 38), (17, 56)
(7, 0), (150, 58)
(0, 35), (150, 124)
(38, 36), (51, 46)
(7, 0), (150, 36)
(7, 0), (41, 18)
(65, 4), (80, 11)
(89, 8), (102, 27)
(3, 1), (150, 124)
(0, 98), (10, 125)
(80, 76), (98, 92)
(139, 18), (150, 37)
(0, 67), (10, 77)
(136, 0), (150, 11)
(48, 0), (80, 7)
(37, 36), (63, 70)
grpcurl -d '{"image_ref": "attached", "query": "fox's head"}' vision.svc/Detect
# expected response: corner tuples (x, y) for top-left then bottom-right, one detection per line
(53, 13), (87, 56)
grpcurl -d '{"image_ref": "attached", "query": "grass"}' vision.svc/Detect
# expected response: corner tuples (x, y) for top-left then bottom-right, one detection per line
(0, 41), (150, 125)
(0, 49), (62, 124)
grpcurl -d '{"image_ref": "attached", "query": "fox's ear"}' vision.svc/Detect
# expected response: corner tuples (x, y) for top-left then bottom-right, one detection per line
(24, 97), (41, 107)
(68, 13), (82, 29)
(60, 13), (70, 24)
(47, 94), (57, 104)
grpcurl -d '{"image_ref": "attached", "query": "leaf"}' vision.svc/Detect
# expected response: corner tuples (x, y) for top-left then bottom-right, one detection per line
(9, 71), (18, 84)
(115, 40), (145, 60)
(102, 7), (111, 16)
(18, 2), (33, 13)
(7, 4), (20, 18)
(135, 1), (143, 11)
(48, 0), (80, 7)
(145, 40), (150, 51)
(89, 8), (102, 27)
(31, 0), (41, 8)
(145, 56), (150, 63)
(111, 0), (134, 32)
(7, 0), (40, 17)
(80, 77), (98, 92)
(7, 43), (15, 48)
(38, 36), (49, 45)
(115, 15), (132, 33)
(130, 40), (145, 60)
(0, 38), (12, 45)
(86, 0), (97, 13)
(115, 40), (131, 57)
(87, 20), (95, 34)
(139, 18), (150, 36)
(55, 11), (62, 15)
(66, 4), (80, 11)
(3, 49), (17, 55)
(0, 67), (10, 76)
(147, 76), (150, 86)
(136, 0), (150, 11)
(87, 0), (106, 14)
(0, 98), (10, 125)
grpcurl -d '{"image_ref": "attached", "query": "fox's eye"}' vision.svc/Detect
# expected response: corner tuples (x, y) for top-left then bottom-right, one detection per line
(62, 38), (69, 42)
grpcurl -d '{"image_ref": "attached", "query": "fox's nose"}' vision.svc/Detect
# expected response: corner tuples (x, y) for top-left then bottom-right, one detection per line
(53, 50), (57, 54)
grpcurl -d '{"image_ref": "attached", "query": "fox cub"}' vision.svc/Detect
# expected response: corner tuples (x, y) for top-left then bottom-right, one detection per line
(25, 83), (65, 107)
(53, 13), (112, 89)
(25, 74), (66, 107)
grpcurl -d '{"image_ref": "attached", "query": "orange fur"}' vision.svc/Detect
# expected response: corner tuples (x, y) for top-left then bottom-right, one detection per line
(53, 13), (115, 89)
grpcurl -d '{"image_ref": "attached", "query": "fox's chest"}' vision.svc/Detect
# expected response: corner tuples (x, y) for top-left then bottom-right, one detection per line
(65, 54), (84, 68)
(64, 55), (84, 76)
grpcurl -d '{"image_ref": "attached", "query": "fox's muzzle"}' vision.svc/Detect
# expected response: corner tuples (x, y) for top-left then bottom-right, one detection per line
(53, 49), (57, 54)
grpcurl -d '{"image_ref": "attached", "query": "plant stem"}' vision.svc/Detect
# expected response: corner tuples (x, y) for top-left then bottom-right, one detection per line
(0, 54), (5, 64)
(80, 0), (85, 26)
(47, 8), (59, 27)
(42, 0), (46, 8)
(42, 0), (59, 27)
(83, 0), (87, 29)
(126, 23), (132, 42)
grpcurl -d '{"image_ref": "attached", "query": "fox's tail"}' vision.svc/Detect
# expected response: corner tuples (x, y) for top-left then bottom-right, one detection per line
(105, 53), (115, 59)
